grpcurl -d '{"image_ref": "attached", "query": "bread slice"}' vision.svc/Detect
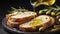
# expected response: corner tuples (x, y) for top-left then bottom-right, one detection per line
(6, 11), (37, 27)
(19, 15), (55, 31)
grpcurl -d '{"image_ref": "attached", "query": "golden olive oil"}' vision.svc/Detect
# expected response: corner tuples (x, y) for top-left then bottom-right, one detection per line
(30, 18), (42, 26)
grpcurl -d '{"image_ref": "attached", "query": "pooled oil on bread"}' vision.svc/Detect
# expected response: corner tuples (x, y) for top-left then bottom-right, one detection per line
(19, 15), (55, 31)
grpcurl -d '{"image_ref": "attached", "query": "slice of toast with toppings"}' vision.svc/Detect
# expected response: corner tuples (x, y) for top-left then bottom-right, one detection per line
(6, 11), (37, 27)
(19, 15), (55, 31)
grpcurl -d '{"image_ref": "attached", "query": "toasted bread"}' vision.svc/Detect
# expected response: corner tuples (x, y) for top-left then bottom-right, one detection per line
(6, 11), (37, 27)
(19, 15), (55, 31)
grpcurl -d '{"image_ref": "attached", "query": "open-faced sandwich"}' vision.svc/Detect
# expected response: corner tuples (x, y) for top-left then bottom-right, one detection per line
(6, 11), (37, 27)
(19, 15), (55, 31)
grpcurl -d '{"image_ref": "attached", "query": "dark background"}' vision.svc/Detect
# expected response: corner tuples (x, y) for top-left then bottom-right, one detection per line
(0, 0), (60, 34)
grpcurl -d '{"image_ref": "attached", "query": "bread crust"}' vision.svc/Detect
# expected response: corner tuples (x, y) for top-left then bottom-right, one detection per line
(19, 15), (55, 31)
(6, 12), (37, 27)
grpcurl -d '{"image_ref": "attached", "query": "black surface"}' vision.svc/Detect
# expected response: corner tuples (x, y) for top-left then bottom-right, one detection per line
(0, 0), (32, 34)
(2, 17), (60, 34)
(0, 0), (60, 34)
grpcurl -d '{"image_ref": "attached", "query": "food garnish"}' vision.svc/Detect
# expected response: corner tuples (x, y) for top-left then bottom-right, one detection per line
(59, 18), (60, 22)
(49, 25), (60, 32)
(39, 27), (46, 32)
(56, 12), (60, 16)
(39, 10), (43, 14)
(46, 9), (52, 15)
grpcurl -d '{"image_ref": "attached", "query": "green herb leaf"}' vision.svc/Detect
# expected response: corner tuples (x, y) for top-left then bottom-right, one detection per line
(55, 4), (60, 9)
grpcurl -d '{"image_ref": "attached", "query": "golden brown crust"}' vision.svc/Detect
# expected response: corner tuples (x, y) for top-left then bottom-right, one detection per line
(41, 16), (55, 28)
(19, 16), (55, 31)
(6, 12), (37, 27)
(19, 26), (36, 31)
(7, 20), (20, 27)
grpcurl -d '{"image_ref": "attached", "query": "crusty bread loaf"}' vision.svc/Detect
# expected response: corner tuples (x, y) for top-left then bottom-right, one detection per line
(6, 11), (37, 27)
(19, 15), (55, 31)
